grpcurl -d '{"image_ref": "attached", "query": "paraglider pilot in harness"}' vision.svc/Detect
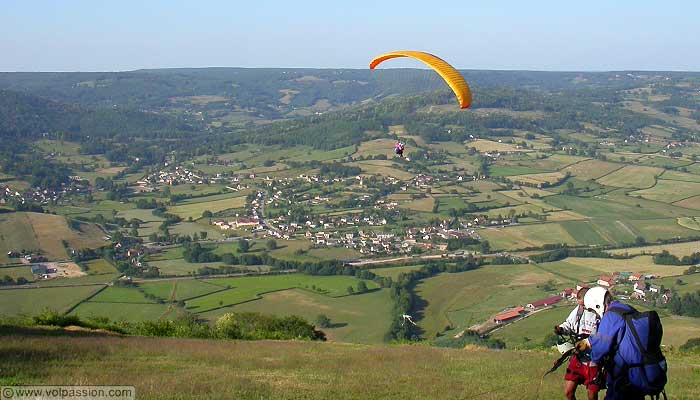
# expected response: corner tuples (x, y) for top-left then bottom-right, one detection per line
(554, 286), (602, 400)
(394, 141), (405, 158)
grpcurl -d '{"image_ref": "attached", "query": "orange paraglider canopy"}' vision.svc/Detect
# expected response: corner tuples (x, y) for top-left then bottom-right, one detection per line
(369, 50), (472, 109)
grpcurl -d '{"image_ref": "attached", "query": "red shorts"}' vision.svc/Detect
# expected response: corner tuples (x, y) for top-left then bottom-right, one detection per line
(565, 354), (603, 392)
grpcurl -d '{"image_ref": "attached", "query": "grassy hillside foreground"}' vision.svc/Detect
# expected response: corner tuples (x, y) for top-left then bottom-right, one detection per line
(1, 330), (699, 399)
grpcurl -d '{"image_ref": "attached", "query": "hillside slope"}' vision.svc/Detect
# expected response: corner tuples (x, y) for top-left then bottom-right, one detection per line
(1, 330), (698, 399)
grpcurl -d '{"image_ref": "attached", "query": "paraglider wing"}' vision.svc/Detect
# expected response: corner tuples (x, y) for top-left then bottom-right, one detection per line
(369, 51), (472, 109)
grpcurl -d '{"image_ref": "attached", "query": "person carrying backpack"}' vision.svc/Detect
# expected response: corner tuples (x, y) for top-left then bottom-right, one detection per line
(576, 287), (668, 400)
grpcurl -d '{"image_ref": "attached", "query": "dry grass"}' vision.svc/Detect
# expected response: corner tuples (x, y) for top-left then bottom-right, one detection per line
(399, 197), (435, 212)
(608, 240), (700, 258)
(9, 332), (698, 400)
(562, 256), (684, 277)
(674, 195), (700, 210)
(507, 172), (567, 186)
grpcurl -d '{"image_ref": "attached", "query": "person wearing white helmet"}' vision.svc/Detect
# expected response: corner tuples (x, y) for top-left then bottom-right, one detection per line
(554, 286), (601, 400)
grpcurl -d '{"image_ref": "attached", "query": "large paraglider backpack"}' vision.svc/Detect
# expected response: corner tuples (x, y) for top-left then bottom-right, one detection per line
(609, 306), (667, 399)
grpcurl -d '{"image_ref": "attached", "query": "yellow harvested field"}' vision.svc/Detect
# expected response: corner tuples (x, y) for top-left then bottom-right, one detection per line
(399, 197), (435, 212)
(563, 159), (624, 181)
(467, 139), (530, 153)
(0, 213), (106, 262)
(608, 241), (700, 258)
(562, 256), (685, 278)
(660, 316), (700, 347)
(168, 196), (247, 220)
(507, 172), (567, 186)
(597, 165), (663, 189)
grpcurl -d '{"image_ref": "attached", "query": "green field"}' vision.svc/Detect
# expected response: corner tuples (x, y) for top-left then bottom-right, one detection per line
(559, 219), (638, 245)
(538, 256), (685, 282)
(597, 165), (663, 189)
(562, 159), (623, 180)
(543, 194), (675, 220)
(202, 288), (393, 344)
(651, 273), (700, 295)
(186, 274), (378, 313)
(149, 259), (229, 276)
(0, 212), (107, 264)
(0, 266), (33, 281)
(88, 286), (157, 304)
(168, 195), (248, 220)
(84, 259), (118, 275)
(480, 223), (578, 250)
(630, 179), (700, 203)
(0, 285), (103, 317)
(70, 302), (174, 322)
(661, 170), (700, 183)
(489, 165), (545, 177)
(139, 279), (227, 301)
(413, 265), (566, 338)
(491, 306), (572, 349)
(677, 216), (700, 231)
(370, 265), (426, 280)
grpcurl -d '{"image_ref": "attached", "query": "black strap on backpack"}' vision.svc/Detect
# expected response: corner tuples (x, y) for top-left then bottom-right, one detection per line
(609, 307), (668, 400)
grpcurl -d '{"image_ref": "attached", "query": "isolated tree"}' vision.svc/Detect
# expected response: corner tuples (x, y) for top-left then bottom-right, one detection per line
(480, 240), (491, 254)
(266, 239), (277, 250)
(238, 239), (250, 253)
(200, 231), (208, 240)
(357, 281), (368, 293)
(221, 253), (236, 265)
(346, 286), (355, 295)
(315, 314), (331, 328)
(202, 210), (213, 218)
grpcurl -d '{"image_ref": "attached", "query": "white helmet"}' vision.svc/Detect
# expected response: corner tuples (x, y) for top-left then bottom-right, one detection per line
(556, 341), (575, 355)
(584, 286), (609, 318)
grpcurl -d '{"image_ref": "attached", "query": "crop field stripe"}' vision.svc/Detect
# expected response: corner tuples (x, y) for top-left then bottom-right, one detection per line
(589, 163), (626, 180)
(190, 287), (297, 313)
(62, 285), (108, 315)
(530, 261), (578, 283)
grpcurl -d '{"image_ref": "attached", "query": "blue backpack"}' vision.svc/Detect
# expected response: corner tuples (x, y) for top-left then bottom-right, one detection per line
(610, 307), (667, 399)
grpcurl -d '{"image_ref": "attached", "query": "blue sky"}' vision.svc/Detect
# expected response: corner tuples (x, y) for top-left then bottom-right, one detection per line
(1, 0), (698, 72)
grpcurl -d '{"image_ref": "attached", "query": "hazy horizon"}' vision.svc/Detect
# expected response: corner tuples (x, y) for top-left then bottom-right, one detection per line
(2, 0), (699, 72)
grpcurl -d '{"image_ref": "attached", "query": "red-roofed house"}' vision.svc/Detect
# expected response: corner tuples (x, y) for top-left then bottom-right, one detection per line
(526, 295), (564, 309)
(494, 311), (522, 324)
(597, 276), (616, 287)
(629, 273), (644, 282)
(562, 288), (574, 299)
